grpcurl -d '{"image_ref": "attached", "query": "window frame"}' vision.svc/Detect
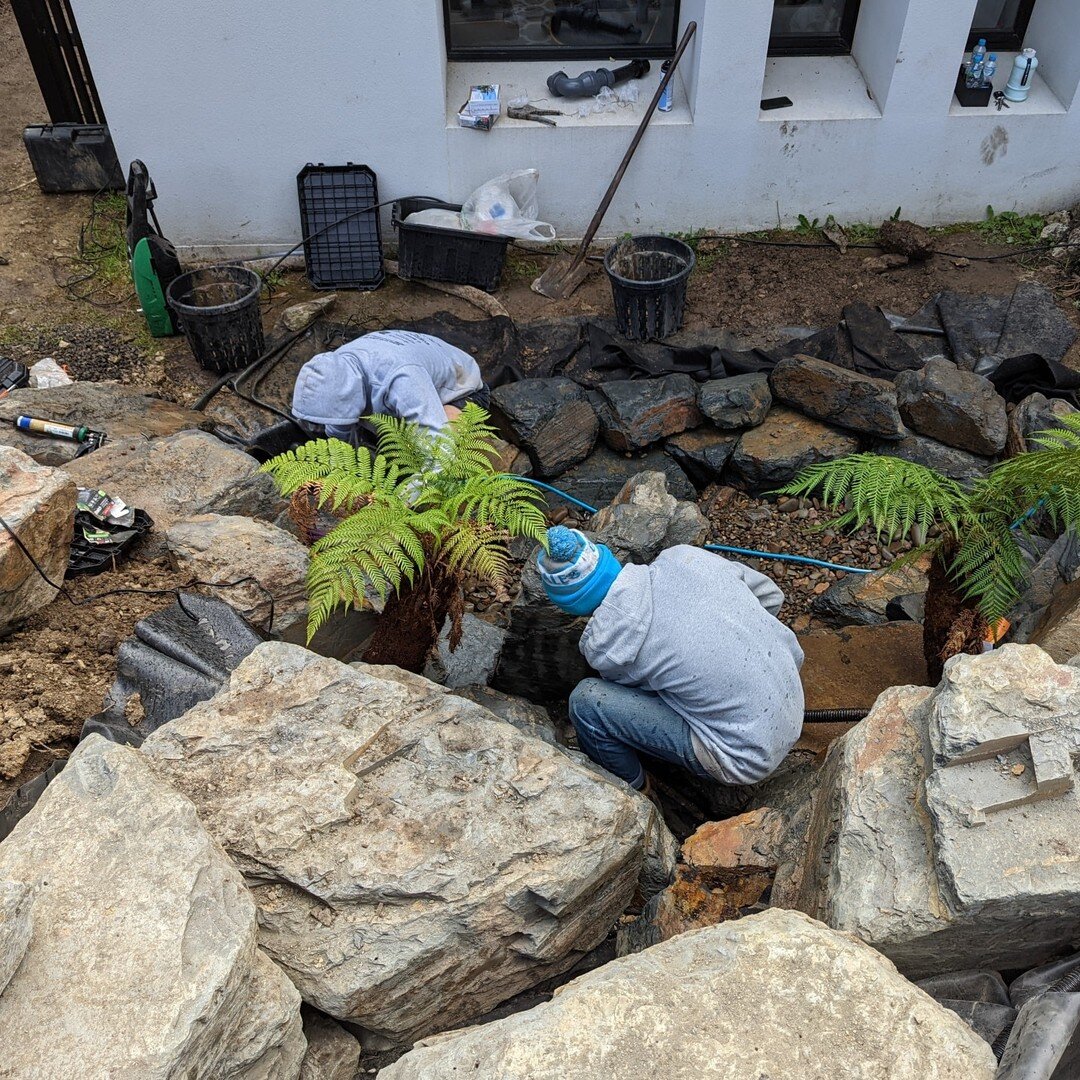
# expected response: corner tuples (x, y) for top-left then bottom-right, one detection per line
(966, 0), (1037, 51)
(767, 0), (862, 57)
(442, 0), (681, 62)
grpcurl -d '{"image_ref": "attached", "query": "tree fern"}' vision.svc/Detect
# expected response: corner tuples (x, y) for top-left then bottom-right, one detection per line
(779, 416), (1080, 626)
(262, 405), (547, 640)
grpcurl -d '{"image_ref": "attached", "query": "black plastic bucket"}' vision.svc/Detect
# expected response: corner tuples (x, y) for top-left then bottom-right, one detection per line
(166, 266), (265, 373)
(604, 235), (695, 342)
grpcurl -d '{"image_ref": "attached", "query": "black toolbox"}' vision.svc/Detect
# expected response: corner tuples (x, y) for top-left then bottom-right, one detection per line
(23, 123), (123, 193)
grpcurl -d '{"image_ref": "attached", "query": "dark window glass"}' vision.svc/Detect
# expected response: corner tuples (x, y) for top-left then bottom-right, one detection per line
(768, 0), (862, 56)
(444, 1), (680, 61)
(967, 0), (1037, 50)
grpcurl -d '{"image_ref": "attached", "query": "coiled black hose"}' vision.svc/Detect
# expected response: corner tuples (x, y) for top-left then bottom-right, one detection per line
(804, 709), (870, 723)
(991, 963), (1080, 1059)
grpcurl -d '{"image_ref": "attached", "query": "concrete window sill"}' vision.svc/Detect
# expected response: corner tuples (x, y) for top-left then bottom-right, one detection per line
(759, 55), (881, 122)
(445, 60), (693, 130)
(948, 53), (1066, 117)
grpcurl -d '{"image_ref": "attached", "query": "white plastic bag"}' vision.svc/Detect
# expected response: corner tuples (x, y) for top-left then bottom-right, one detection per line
(460, 169), (556, 242)
(403, 208), (468, 231)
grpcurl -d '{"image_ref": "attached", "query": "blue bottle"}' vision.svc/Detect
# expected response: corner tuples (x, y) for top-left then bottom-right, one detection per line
(983, 54), (997, 87)
(967, 38), (987, 88)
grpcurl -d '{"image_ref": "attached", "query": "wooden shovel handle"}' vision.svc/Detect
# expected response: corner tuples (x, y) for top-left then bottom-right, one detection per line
(565, 20), (699, 275)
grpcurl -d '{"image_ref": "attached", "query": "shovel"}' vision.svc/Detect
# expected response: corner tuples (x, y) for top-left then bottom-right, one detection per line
(532, 20), (698, 300)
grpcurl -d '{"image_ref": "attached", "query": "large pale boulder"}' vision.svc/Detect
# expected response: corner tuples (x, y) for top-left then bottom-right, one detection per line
(0, 446), (75, 635)
(141, 642), (676, 1047)
(0, 736), (305, 1079)
(0, 880), (33, 996)
(62, 430), (282, 545)
(381, 909), (996, 1079)
(166, 513), (310, 635)
(795, 646), (1080, 977)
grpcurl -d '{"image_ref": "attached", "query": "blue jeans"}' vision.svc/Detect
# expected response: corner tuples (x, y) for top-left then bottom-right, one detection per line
(569, 678), (714, 789)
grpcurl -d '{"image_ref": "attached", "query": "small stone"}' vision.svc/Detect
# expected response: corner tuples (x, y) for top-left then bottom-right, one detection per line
(863, 254), (909, 273)
(698, 373), (772, 430)
(281, 294), (336, 331)
(953, 258), (970, 268)
(777, 498), (800, 513)
(1011, 763), (1026, 776)
(813, 582), (831, 595)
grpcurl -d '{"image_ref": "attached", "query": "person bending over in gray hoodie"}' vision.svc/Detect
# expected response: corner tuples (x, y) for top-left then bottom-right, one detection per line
(537, 525), (805, 792)
(291, 330), (489, 446)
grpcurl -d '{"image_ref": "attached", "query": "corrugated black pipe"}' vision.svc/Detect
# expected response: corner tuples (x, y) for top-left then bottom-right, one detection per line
(803, 709), (870, 723)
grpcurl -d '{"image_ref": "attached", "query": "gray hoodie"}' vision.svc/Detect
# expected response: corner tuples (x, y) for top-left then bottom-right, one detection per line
(291, 330), (483, 440)
(578, 546), (805, 785)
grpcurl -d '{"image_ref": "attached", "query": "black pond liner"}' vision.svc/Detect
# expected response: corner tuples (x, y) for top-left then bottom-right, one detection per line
(167, 265), (265, 374)
(604, 234), (695, 343)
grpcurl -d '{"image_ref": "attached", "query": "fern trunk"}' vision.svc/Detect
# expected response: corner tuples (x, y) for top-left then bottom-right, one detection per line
(923, 551), (987, 685)
(362, 564), (460, 674)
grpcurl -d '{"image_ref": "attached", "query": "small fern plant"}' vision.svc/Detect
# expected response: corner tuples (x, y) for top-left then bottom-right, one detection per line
(775, 414), (1080, 676)
(261, 404), (547, 650)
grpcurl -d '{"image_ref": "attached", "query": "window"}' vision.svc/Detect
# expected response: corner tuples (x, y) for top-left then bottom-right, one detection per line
(443, 1), (680, 61)
(967, 0), (1037, 51)
(768, 0), (862, 56)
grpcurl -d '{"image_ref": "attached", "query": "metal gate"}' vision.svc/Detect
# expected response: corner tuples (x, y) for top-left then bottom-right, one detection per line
(10, 0), (106, 124)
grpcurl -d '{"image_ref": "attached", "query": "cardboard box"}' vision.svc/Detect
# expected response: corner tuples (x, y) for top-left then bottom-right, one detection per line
(465, 84), (501, 117)
(457, 108), (498, 131)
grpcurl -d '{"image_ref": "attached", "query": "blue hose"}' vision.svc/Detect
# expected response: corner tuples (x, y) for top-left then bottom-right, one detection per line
(514, 475), (873, 576)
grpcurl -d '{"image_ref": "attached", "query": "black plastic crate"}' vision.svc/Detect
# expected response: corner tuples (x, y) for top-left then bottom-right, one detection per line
(23, 123), (124, 193)
(393, 196), (510, 293)
(297, 163), (384, 290)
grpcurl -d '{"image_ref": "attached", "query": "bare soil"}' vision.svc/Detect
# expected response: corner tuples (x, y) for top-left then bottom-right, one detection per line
(2, 0), (1079, 810)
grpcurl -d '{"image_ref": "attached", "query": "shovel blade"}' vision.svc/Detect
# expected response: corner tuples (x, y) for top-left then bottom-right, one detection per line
(531, 255), (591, 300)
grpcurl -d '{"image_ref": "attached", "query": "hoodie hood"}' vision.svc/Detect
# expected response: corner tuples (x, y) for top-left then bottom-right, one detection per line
(579, 563), (653, 673)
(291, 351), (370, 427)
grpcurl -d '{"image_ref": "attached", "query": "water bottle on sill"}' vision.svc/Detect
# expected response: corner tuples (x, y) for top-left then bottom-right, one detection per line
(967, 38), (987, 87)
(982, 54), (997, 87)
(1005, 48), (1038, 102)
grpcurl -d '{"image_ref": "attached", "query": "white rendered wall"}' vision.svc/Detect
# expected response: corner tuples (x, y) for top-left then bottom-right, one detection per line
(72, 0), (1080, 255)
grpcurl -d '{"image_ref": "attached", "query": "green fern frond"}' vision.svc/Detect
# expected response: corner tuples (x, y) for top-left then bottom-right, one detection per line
(369, 414), (437, 476)
(775, 454), (966, 542)
(949, 517), (1029, 624)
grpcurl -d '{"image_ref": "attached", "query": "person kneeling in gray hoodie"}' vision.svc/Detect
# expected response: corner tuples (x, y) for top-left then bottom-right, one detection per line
(291, 330), (489, 446)
(537, 526), (805, 791)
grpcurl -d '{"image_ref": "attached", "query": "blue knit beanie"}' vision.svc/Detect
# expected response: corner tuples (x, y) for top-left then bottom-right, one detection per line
(537, 526), (622, 617)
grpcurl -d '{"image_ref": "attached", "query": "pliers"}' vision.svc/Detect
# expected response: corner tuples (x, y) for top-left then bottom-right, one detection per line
(508, 104), (562, 127)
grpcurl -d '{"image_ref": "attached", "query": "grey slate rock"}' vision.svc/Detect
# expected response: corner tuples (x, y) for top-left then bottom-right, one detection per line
(664, 428), (739, 486)
(730, 406), (859, 490)
(451, 685), (564, 746)
(553, 444), (696, 507)
(871, 432), (993, 484)
(423, 612), (506, 688)
(490, 376), (598, 479)
(592, 374), (702, 453)
(1009, 392), (1078, 453)
(810, 559), (929, 626)
(300, 1005), (362, 1080)
(770, 355), (905, 439)
(895, 358), (1008, 456)
(698, 373), (772, 430)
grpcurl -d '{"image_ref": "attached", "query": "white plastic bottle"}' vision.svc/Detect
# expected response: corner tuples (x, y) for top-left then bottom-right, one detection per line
(983, 54), (997, 87)
(967, 38), (987, 88)
(1005, 48), (1038, 102)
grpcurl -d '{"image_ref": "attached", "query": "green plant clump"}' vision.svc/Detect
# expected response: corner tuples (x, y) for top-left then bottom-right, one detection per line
(777, 418), (1080, 623)
(977, 205), (1046, 246)
(261, 405), (548, 644)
